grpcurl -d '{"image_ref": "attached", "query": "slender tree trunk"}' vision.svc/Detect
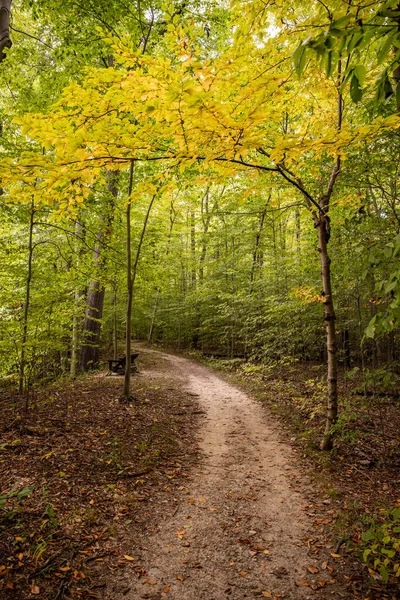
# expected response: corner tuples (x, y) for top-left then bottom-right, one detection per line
(123, 166), (158, 399)
(318, 216), (338, 451)
(199, 186), (214, 283)
(70, 220), (84, 378)
(113, 282), (118, 360)
(318, 70), (342, 450)
(70, 287), (81, 378)
(250, 200), (268, 294)
(344, 328), (350, 369)
(19, 198), (34, 397)
(147, 288), (160, 345)
(271, 217), (279, 293)
(0, 0), (12, 62)
(295, 207), (301, 264)
(190, 210), (196, 288)
(147, 200), (176, 344)
(190, 210), (199, 349)
(123, 161), (134, 400)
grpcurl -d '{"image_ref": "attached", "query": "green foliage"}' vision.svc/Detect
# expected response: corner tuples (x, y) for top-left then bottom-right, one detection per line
(360, 506), (400, 583)
(293, 0), (400, 108)
(362, 367), (399, 394)
(364, 233), (400, 338)
(330, 402), (360, 443)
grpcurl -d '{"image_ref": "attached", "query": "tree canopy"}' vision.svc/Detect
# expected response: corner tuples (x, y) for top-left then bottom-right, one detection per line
(1, 0), (400, 445)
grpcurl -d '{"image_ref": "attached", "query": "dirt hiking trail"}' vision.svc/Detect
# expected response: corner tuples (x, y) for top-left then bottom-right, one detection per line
(111, 349), (344, 600)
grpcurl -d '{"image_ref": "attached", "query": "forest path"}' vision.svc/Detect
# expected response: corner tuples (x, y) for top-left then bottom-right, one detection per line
(116, 349), (333, 600)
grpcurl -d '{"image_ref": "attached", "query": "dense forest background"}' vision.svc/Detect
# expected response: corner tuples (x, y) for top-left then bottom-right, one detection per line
(1, 0), (400, 431)
(1, 0), (400, 595)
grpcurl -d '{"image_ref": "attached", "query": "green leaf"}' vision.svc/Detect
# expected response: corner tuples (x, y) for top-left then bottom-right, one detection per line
(379, 565), (389, 583)
(330, 15), (352, 31)
(325, 50), (333, 77)
(362, 530), (374, 542)
(347, 31), (364, 54)
(354, 65), (366, 85)
(375, 70), (393, 107)
(293, 43), (307, 77)
(365, 325), (375, 339)
(377, 32), (397, 64)
(16, 486), (34, 500)
(340, 66), (354, 90)
(350, 73), (363, 102)
(377, 9), (400, 18)
(384, 280), (397, 293)
(363, 548), (372, 561)
(384, 246), (393, 258)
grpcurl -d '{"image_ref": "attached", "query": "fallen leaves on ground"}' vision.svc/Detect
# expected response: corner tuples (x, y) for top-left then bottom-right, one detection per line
(0, 353), (200, 599)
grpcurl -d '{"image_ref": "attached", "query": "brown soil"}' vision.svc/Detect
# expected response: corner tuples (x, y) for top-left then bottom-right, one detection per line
(0, 351), (199, 600)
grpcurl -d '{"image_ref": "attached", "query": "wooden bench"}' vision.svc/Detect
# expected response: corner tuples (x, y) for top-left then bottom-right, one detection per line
(107, 353), (139, 375)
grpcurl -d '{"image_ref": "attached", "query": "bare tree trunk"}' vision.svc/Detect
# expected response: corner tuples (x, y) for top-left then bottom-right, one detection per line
(0, 0), (12, 62)
(123, 165), (158, 399)
(113, 282), (118, 359)
(344, 328), (351, 369)
(250, 199), (269, 294)
(123, 162), (134, 399)
(147, 200), (177, 344)
(199, 186), (214, 283)
(70, 291), (81, 378)
(274, 72), (342, 449)
(19, 198), (34, 398)
(78, 247), (106, 371)
(79, 172), (118, 371)
(147, 289), (160, 345)
(295, 207), (301, 263)
(190, 209), (199, 349)
(318, 71), (343, 450)
(70, 220), (84, 378)
(318, 215), (338, 451)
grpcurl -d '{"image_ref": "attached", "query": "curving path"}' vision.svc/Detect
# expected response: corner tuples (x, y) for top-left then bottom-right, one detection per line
(113, 350), (333, 600)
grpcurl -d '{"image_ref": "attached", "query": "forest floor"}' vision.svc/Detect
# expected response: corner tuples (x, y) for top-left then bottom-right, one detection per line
(0, 349), (398, 600)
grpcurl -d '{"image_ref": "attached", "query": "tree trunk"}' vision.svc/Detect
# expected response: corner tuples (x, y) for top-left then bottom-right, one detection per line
(123, 161), (134, 399)
(78, 254), (106, 371)
(70, 220), (84, 378)
(147, 288), (160, 345)
(295, 207), (301, 264)
(113, 282), (118, 359)
(344, 328), (351, 369)
(123, 166), (158, 399)
(0, 0), (12, 62)
(190, 209), (199, 349)
(19, 198), (34, 397)
(250, 201), (268, 294)
(147, 200), (177, 344)
(199, 186), (213, 283)
(318, 215), (338, 451)
(79, 172), (118, 371)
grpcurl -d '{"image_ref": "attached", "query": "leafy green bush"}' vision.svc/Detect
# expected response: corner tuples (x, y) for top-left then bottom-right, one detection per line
(360, 506), (400, 583)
